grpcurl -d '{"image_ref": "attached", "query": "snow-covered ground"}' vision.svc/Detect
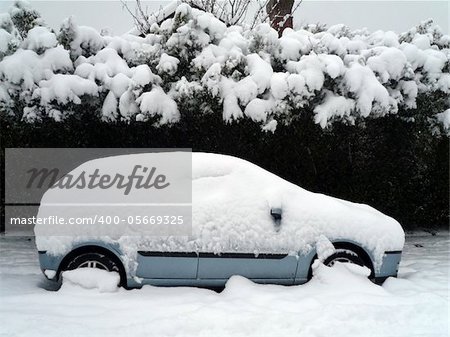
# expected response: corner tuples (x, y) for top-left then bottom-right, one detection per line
(0, 233), (448, 337)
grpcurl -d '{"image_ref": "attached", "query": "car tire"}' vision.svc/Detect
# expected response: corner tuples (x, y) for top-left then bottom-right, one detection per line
(323, 248), (366, 268)
(65, 252), (124, 285)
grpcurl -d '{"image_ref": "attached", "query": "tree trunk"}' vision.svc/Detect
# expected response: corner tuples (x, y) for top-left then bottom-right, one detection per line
(266, 0), (295, 36)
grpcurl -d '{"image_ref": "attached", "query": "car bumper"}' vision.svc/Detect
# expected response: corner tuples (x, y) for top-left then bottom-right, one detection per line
(374, 250), (402, 284)
(38, 251), (63, 281)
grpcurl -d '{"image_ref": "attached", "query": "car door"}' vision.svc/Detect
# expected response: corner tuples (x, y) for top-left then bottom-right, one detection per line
(197, 251), (298, 284)
(135, 251), (198, 279)
(192, 153), (298, 283)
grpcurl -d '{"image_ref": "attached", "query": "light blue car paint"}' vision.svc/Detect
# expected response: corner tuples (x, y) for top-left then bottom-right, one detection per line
(136, 253), (198, 279)
(38, 240), (401, 288)
(197, 254), (297, 280)
(377, 251), (402, 278)
(294, 249), (317, 283)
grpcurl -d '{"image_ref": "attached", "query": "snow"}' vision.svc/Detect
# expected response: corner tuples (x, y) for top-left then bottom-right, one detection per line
(413, 34), (432, 50)
(262, 119), (277, 133)
(246, 53), (273, 94)
(233, 77), (257, 105)
(101, 90), (118, 121)
(47, 109), (62, 121)
(399, 80), (418, 108)
(344, 62), (391, 117)
(270, 72), (289, 100)
(222, 87), (243, 120)
(218, 30), (248, 54)
(287, 73), (306, 95)
(132, 64), (157, 87)
(314, 91), (356, 128)
(311, 260), (372, 285)
(202, 62), (222, 97)
(137, 0), (182, 31)
(156, 53), (180, 75)
(0, 233), (448, 336)
(35, 153), (404, 273)
(195, 11), (227, 41)
(315, 234), (335, 261)
(0, 29), (13, 53)
(70, 25), (105, 59)
(288, 55), (326, 92)
(61, 269), (120, 293)
(401, 43), (427, 70)
(1, 4), (448, 131)
(22, 26), (57, 52)
(88, 48), (132, 79)
(0, 47), (73, 90)
(244, 98), (274, 122)
(34, 74), (99, 105)
(118, 90), (139, 118)
(435, 109), (450, 134)
(22, 106), (39, 122)
(366, 47), (408, 83)
(43, 269), (56, 279)
(0, 13), (13, 31)
(192, 46), (217, 70)
(423, 49), (447, 75)
(279, 35), (303, 60)
(109, 73), (130, 97)
(136, 86), (180, 124)
(0, 83), (11, 102)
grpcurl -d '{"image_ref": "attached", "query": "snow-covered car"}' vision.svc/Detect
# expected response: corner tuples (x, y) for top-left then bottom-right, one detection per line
(35, 152), (404, 288)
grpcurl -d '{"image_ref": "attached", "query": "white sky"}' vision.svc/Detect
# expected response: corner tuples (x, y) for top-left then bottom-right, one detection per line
(0, 0), (448, 35)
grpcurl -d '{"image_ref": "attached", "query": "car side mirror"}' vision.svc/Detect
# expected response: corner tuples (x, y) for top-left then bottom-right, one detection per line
(270, 208), (282, 221)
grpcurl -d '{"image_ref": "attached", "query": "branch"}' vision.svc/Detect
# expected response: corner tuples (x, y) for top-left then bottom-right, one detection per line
(232, 0), (251, 25)
(292, 0), (303, 16)
(121, 0), (147, 34)
(250, 0), (271, 29)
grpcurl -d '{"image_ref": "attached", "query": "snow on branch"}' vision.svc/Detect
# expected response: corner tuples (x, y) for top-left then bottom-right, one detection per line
(0, 2), (449, 133)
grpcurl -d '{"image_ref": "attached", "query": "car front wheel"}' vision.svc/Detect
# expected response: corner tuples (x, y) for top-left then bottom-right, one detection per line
(323, 248), (366, 268)
(65, 252), (122, 278)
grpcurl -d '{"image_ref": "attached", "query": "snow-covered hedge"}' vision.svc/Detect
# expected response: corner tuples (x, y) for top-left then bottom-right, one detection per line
(0, 1), (449, 134)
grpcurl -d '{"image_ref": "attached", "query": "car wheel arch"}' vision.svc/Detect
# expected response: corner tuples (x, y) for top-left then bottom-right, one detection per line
(307, 241), (375, 280)
(57, 245), (127, 286)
